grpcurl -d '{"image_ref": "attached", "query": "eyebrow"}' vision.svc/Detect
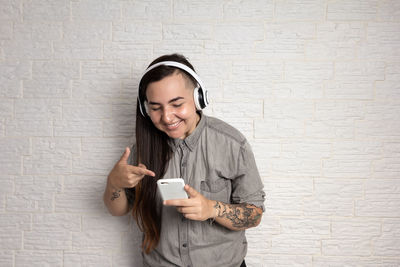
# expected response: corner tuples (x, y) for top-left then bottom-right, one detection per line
(148, 96), (184, 105)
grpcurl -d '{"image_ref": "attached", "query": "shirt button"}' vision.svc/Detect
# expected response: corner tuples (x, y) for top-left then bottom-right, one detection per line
(182, 243), (187, 248)
(181, 162), (186, 167)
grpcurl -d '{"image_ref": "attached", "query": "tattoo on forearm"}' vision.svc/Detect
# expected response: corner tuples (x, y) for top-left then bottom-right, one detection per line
(215, 201), (261, 229)
(111, 189), (122, 201)
(213, 201), (221, 215)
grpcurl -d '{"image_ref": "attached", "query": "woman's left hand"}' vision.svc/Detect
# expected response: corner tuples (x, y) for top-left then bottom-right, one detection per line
(164, 184), (216, 221)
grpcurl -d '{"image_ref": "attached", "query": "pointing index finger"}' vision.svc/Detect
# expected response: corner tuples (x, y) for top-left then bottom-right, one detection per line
(127, 165), (156, 177)
(143, 169), (156, 177)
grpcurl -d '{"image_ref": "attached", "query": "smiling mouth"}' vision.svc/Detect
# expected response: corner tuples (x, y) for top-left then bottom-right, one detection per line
(165, 120), (182, 130)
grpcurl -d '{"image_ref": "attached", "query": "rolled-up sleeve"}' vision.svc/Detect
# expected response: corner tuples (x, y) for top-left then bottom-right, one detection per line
(231, 140), (266, 211)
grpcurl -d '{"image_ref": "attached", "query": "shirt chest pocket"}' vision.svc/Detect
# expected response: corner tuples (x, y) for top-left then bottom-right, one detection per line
(200, 178), (230, 203)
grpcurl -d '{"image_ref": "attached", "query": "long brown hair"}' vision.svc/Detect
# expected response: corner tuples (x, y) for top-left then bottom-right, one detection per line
(130, 54), (197, 253)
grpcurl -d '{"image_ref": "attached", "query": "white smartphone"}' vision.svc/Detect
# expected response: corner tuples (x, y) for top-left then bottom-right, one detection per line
(157, 178), (188, 201)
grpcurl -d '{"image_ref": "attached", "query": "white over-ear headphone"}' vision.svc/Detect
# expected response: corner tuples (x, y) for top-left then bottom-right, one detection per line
(137, 61), (209, 117)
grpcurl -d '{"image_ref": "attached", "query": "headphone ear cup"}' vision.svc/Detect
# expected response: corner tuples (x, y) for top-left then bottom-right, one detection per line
(193, 86), (208, 110)
(138, 96), (148, 117)
(144, 101), (149, 115)
(193, 86), (202, 110)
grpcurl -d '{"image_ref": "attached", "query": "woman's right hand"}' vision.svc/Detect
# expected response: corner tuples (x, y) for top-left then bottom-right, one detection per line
(107, 147), (156, 190)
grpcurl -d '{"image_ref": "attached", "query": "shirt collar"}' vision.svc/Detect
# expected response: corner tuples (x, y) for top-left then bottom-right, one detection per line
(170, 112), (205, 152)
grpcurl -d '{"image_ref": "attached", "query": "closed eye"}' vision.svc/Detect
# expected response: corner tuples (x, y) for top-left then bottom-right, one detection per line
(148, 104), (161, 111)
(173, 103), (183, 108)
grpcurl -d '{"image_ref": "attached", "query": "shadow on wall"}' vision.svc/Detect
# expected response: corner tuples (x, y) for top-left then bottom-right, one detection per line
(106, 77), (145, 265)
(57, 77), (134, 214)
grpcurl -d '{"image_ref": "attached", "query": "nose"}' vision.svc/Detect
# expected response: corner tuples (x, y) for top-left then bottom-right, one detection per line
(161, 107), (174, 123)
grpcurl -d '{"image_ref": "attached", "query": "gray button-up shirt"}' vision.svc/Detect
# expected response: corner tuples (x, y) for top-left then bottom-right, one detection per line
(129, 114), (265, 267)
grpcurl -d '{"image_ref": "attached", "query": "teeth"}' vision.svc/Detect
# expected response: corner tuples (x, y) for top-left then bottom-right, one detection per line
(167, 121), (180, 128)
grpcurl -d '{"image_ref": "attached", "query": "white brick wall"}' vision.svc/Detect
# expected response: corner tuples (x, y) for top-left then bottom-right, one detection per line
(0, 0), (399, 266)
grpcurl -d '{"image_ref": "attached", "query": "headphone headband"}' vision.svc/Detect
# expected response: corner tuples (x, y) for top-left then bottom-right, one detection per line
(141, 61), (205, 91)
(137, 60), (209, 117)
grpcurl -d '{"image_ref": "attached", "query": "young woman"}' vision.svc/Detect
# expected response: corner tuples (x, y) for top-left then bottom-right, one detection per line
(103, 54), (265, 267)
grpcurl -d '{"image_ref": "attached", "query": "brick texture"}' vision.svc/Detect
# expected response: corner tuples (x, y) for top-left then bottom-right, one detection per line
(0, 0), (400, 266)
